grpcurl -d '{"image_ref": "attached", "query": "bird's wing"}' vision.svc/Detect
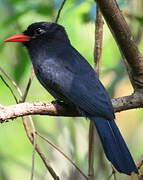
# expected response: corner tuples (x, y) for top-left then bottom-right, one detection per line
(42, 45), (114, 120)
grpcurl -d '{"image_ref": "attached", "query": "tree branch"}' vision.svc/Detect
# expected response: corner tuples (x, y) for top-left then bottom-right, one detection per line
(36, 131), (88, 180)
(88, 5), (104, 180)
(0, 91), (143, 122)
(96, 0), (143, 88)
(0, 67), (60, 180)
(94, 5), (104, 75)
(55, 0), (67, 23)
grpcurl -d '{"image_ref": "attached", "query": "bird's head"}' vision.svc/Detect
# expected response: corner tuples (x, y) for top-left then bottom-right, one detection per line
(3, 22), (70, 46)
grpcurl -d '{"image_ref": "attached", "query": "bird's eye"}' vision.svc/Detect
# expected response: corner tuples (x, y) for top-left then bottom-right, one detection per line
(34, 28), (45, 35)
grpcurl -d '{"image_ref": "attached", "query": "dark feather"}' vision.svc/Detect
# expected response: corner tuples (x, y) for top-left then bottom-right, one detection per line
(22, 22), (138, 174)
(91, 117), (138, 175)
(30, 44), (114, 120)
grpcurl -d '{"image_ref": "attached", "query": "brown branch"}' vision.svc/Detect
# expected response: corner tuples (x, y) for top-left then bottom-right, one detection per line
(0, 66), (60, 180)
(96, 0), (143, 89)
(88, 122), (95, 180)
(0, 75), (18, 103)
(88, 5), (104, 180)
(137, 155), (143, 170)
(23, 121), (60, 180)
(0, 101), (79, 122)
(36, 131), (88, 180)
(107, 167), (116, 180)
(22, 68), (35, 102)
(111, 90), (143, 112)
(20, 74), (60, 180)
(0, 91), (143, 122)
(0, 66), (22, 97)
(55, 0), (67, 23)
(137, 155), (143, 180)
(30, 127), (36, 180)
(94, 5), (104, 75)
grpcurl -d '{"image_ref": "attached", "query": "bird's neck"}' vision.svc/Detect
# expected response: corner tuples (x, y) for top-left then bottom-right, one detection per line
(26, 40), (69, 65)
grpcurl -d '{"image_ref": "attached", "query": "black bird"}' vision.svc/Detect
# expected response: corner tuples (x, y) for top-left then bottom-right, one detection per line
(4, 22), (138, 175)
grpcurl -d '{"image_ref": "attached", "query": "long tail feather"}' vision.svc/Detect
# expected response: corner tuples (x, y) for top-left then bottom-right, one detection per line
(90, 117), (138, 175)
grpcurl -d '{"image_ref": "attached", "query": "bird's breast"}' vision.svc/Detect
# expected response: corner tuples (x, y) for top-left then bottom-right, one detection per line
(31, 58), (74, 102)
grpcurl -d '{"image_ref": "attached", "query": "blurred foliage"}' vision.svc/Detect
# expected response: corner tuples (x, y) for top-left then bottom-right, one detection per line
(0, 0), (143, 179)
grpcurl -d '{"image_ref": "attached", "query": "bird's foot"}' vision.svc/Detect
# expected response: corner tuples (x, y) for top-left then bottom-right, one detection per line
(51, 99), (76, 108)
(51, 100), (81, 115)
(51, 100), (67, 106)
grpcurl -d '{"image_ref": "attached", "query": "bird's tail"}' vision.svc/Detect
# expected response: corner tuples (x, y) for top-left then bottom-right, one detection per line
(90, 117), (138, 175)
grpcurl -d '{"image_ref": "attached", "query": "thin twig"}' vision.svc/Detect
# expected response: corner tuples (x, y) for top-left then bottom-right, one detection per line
(137, 155), (143, 180)
(0, 67), (60, 180)
(55, 0), (67, 23)
(36, 131), (88, 180)
(107, 166), (116, 180)
(0, 66), (22, 97)
(20, 71), (36, 180)
(21, 73), (60, 180)
(17, 68), (36, 179)
(29, 116), (37, 180)
(112, 169), (117, 180)
(0, 74), (18, 103)
(30, 130), (36, 180)
(137, 155), (143, 170)
(22, 68), (35, 102)
(95, 0), (143, 89)
(88, 122), (95, 180)
(0, 69), (35, 180)
(0, 67), (36, 179)
(94, 5), (104, 75)
(22, 117), (60, 180)
(88, 5), (104, 180)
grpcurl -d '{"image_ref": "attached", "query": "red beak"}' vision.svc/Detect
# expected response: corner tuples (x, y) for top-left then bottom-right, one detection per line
(3, 33), (30, 42)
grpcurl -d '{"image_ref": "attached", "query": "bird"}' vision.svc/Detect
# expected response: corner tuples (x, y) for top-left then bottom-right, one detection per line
(3, 22), (138, 175)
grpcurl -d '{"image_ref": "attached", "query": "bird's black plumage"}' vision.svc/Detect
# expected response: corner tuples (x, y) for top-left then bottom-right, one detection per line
(9, 22), (138, 174)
